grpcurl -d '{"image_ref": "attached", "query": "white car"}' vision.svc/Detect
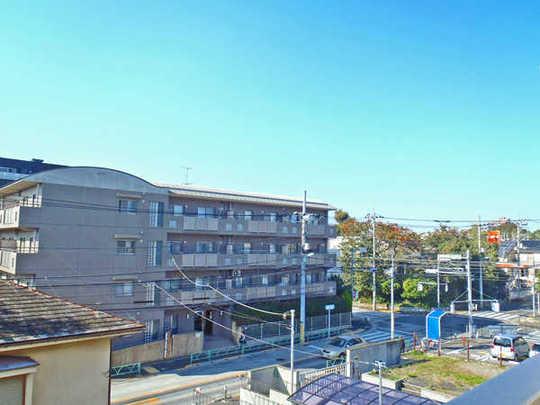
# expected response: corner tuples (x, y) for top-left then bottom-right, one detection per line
(319, 335), (366, 359)
(490, 334), (530, 361)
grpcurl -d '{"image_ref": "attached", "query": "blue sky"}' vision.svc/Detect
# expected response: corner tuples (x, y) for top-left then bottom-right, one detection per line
(1, 1), (539, 224)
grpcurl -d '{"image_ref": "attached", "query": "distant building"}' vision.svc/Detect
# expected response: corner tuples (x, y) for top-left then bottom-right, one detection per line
(0, 280), (143, 405)
(0, 157), (66, 187)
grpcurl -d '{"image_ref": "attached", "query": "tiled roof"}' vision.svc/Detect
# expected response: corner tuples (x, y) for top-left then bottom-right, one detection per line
(0, 281), (144, 347)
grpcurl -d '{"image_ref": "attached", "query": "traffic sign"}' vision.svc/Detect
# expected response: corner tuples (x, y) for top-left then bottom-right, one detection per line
(370, 266), (377, 272)
(325, 304), (335, 311)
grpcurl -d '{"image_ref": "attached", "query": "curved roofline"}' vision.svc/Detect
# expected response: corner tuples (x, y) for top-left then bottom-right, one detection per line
(21, 166), (160, 189)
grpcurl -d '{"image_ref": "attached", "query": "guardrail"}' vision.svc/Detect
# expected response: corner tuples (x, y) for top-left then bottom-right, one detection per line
(110, 362), (141, 377)
(189, 324), (351, 365)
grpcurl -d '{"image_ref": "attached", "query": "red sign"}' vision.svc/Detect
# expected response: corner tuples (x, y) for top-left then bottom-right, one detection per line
(487, 230), (501, 245)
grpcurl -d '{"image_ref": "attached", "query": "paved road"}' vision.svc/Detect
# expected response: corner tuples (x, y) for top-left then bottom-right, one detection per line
(114, 308), (534, 403)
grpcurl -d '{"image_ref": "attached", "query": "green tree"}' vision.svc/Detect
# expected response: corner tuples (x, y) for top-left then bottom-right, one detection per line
(402, 278), (436, 307)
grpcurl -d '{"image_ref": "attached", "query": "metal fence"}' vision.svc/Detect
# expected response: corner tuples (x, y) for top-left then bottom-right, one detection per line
(242, 312), (352, 340)
(189, 324), (350, 365)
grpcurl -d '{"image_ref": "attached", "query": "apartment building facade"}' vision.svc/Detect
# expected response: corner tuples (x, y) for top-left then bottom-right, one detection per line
(0, 167), (337, 347)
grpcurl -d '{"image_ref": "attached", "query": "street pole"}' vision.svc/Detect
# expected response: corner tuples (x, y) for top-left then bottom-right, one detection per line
(351, 247), (355, 305)
(327, 307), (331, 338)
(300, 191), (307, 344)
(532, 267), (536, 317)
(466, 249), (473, 338)
(390, 253), (395, 339)
(436, 254), (440, 308)
(289, 309), (295, 394)
(372, 211), (377, 311)
(374, 360), (385, 405)
(478, 217), (484, 307)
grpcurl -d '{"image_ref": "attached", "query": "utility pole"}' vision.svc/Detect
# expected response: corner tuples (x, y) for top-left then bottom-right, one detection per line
(372, 210), (377, 311)
(289, 309), (295, 394)
(351, 247), (356, 305)
(390, 253), (395, 339)
(436, 255), (441, 308)
(478, 216), (484, 307)
(466, 250), (473, 338)
(533, 268), (536, 317)
(374, 360), (385, 405)
(299, 191), (307, 344)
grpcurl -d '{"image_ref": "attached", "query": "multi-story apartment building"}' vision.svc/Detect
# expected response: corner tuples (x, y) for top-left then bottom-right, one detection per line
(0, 166), (337, 348)
(0, 156), (66, 187)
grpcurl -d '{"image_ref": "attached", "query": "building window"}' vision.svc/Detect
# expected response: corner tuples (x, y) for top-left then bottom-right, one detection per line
(244, 210), (252, 221)
(172, 204), (184, 216)
(147, 241), (163, 266)
(115, 281), (133, 296)
(269, 243), (276, 254)
(268, 213), (277, 222)
(243, 242), (251, 254)
(197, 207), (215, 218)
(168, 241), (183, 255)
(196, 241), (215, 253)
(149, 201), (164, 227)
(117, 240), (136, 255)
(118, 199), (138, 214)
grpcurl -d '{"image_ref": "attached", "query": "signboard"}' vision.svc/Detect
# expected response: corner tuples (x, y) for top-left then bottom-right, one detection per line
(370, 266), (377, 272)
(425, 268), (438, 274)
(487, 230), (501, 245)
(325, 304), (335, 311)
(437, 254), (462, 262)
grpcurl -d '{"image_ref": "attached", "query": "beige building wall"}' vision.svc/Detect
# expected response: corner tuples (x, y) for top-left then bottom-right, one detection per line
(3, 338), (111, 405)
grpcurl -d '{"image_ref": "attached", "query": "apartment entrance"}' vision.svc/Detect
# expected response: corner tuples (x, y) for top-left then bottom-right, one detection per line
(194, 310), (214, 336)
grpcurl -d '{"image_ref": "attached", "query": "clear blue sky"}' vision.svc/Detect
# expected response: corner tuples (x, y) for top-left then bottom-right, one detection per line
(1, 1), (539, 223)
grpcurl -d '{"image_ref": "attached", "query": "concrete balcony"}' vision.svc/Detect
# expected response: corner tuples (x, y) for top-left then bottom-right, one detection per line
(0, 199), (41, 230)
(169, 252), (336, 269)
(161, 280), (337, 306)
(165, 215), (335, 238)
(0, 249), (17, 274)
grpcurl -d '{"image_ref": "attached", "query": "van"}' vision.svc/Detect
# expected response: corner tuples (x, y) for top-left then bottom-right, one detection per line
(490, 334), (529, 361)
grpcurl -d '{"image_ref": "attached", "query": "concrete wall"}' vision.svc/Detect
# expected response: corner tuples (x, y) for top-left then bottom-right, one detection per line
(111, 331), (203, 366)
(347, 338), (403, 378)
(3, 338), (111, 405)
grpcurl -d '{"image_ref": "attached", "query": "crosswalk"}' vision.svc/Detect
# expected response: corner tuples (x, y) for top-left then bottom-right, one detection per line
(359, 328), (414, 347)
(472, 311), (520, 322)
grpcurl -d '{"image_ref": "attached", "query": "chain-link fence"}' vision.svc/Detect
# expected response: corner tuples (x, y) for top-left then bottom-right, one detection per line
(242, 312), (352, 340)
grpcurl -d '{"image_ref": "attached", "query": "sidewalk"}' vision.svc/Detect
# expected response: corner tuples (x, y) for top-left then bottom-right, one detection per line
(111, 371), (245, 404)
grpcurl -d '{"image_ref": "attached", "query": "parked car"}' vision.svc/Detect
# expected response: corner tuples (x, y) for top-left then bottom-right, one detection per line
(529, 343), (540, 358)
(490, 334), (530, 361)
(319, 335), (366, 359)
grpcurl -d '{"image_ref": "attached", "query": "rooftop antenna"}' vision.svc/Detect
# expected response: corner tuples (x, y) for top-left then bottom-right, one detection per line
(181, 166), (192, 185)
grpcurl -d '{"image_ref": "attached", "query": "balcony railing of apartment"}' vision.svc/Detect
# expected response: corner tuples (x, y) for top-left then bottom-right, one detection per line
(159, 280), (337, 306)
(0, 197), (42, 229)
(167, 250), (336, 268)
(0, 240), (39, 254)
(0, 196), (42, 210)
(165, 212), (336, 237)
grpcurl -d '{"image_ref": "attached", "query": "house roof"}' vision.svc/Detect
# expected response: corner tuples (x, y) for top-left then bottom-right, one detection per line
(0, 280), (144, 348)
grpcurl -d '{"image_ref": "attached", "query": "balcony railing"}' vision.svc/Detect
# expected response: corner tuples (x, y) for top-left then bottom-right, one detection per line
(0, 240), (39, 254)
(161, 280), (336, 306)
(0, 198), (41, 229)
(166, 214), (335, 238)
(168, 252), (336, 268)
